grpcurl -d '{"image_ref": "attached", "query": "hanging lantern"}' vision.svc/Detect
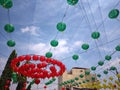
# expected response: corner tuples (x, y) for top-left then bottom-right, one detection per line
(109, 76), (113, 81)
(7, 40), (16, 47)
(67, 0), (78, 5)
(12, 72), (17, 83)
(4, 24), (14, 33)
(86, 79), (90, 82)
(91, 77), (95, 81)
(115, 45), (120, 51)
(98, 61), (104, 66)
(103, 70), (108, 74)
(2, 0), (13, 9)
(72, 54), (79, 60)
(50, 40), (59, 47)
(91, 66), (96, 71)
(105, 55), (112, 61)
(108, 9), (119, 19)
(103, 79), (107, 83)
(85, 70), (90, 75)
(45, 52), (53, 58)
(79, 74), (84, 78)
(44, 86), (47, 89)
(110, 66), (116, 70)
(97, 74), (101, 78)
(56, 22), (66, 32)
(91, 32), (100, 39)
(81, 43), (89, 50)
(75, 77), (79, 81)
(35, 79), (40, 85)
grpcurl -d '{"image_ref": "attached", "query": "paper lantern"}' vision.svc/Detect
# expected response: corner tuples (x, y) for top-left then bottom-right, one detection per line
(91, 32), (100, 39)
(97, 74), (101, 78)
(115, 45), (120, 51)
(56, 22), (66, 32)
(91, 66), (96, 71)
(103, 70), (108, 74)
(4, 24), (14, 33)
(98, 61), (104, 66)
(72, 54), (79, 60)
(67, 0), (78, 5)
(12, 72), (17, 83)
(110, 66), (116, 70)
(81, 43), (89, 50)
(75, 77), (79, 81)
(91, 77), (95, 80)
(85, 70), (90, 75)
(108, 9), (119, 19)
(105, 55), (112, 61)
(7, 40), (16, 47)
(79, 74), (84, 78)
(109, 76), (113, 81)
(2, 0), (13, 9)
(45, 52), (53, 58)
(35, 79), (40, 84)
(50, 40), (59, 47)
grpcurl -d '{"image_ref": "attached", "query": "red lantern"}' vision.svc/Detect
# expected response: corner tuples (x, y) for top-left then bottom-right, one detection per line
(25, 55), (31, 60)
(33, 55), (39, 60)
(4, 85), (9, 89)
(44, 85), (47, 89)
(62, 87), (65, 90)
(40, 56), (45, 61)
(35, 79), (40, 84)
(6, 80), (11, 84)
(23, 82), (27, 87)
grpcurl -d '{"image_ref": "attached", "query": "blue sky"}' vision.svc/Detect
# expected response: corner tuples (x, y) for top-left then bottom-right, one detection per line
(0, 0), (120, 89)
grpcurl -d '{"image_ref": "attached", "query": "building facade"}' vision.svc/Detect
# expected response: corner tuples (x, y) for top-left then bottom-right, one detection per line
(58, 67), (97, 90)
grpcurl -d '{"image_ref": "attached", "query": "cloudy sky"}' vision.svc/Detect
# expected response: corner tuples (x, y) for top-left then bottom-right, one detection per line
(0, 0), (120, 89)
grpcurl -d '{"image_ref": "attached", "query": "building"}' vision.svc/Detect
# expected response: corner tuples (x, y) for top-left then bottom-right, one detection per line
(58, 67), (97, 90)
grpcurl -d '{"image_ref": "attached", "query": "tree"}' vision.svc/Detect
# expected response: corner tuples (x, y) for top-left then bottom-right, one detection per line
(0, 50), (17, 90)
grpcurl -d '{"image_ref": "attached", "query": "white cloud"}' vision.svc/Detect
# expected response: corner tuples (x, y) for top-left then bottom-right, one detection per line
(74, 41), (83, 47)
(21, 26), (39, 35)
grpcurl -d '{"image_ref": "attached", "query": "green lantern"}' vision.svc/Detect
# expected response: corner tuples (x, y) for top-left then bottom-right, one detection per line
(72, 54), (79, 60)
(56, 22), (66, 32)
(108, 9), (119, 19)
(86, 79), (90, 82)
(7, 40), (16, 47)
(97, 74), (101, 78)
(70, 79), (74, 83)
(98, 61), (104, 66)
(82, 81), (86, 83)
(110, 66), (116, 70)
(81, 43), (89, 50)
(105, 55), (112, 61)
(115, 45), (120, 51)
(79, 74), (84, 78)
(12, 72), (17, 83)
(85, 70), (90, 75)
(2, 0), (13, 9)
(91, 66), (96, 71)
(75, 77), (79, 81)
(103, 70), (108, 74)
(67, 0), (78, 5)
(91, 77), (95, 81)
(50, 40), (59, 47)
(91, 32), (100, 39)
(45, 52), (52, 58)
(4, 24), (14, 33)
